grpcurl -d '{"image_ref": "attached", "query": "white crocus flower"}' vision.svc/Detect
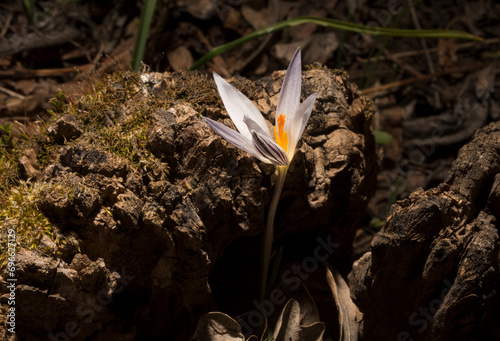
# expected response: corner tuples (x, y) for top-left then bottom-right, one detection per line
(202, 48), (317, 167)
(202, 48), (316, 301)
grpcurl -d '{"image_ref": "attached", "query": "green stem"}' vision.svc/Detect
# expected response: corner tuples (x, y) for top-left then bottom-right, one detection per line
(190, 15), (482, 70)
(131, 0), (158, 72)
(259, 165), (288, 301)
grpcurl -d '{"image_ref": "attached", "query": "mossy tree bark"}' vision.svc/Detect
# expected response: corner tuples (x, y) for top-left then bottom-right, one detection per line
(0, 67), (377, 340)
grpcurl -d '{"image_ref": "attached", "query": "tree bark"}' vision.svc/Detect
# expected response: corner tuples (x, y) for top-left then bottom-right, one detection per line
(1, 67), (377, 340)
(349, 121), (500, 341)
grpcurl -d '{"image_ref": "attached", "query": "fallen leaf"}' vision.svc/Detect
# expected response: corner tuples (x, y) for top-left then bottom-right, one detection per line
(325, 262), (362, 341)
(191, 312), (246, 341)
(167, 46), (194, 71)
(474, 63), (496, 100)
(273, 298), (325, 341)
(274, 299), (302, 341)
(302, 31), (339, 64)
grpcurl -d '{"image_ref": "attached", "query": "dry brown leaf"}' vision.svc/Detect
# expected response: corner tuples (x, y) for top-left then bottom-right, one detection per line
(325, 262), (362, 341)
(193, 280), (325, 341)
(274, 299), (302, 341)
(474, 63), (496, 100)
(191, 312), (246, 341)
(437, 38), (458, 68)
(241, 5), (271, 31)
(273, 298), (325, 341)
(302, 32), (339, 65)
(178, 0), (215, 20)
(167, 46), (194, 71)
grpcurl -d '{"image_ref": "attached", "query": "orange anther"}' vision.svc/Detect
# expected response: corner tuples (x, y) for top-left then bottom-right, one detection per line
(274, 114), (288, 153)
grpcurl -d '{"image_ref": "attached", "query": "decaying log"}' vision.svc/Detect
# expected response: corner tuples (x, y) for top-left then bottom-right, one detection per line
(0, 67), (376, 340)
(349, 121), (500, 341)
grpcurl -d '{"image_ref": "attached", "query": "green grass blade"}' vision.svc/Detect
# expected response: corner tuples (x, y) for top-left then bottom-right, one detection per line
(483, 50), (500, 58)
(22, 0), (35, 24)
(132, 0), (158, 72)
(190, 16), (482, 70)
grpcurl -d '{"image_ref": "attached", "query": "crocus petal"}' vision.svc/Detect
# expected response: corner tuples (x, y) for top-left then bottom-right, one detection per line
(251, 131), (289, 166)
(287, 93), (317, 157)
(213, 72), (270, 140)
(243, 113), (269, 139)
(276, 48), (301, 129)
(202, 117), (272, 164)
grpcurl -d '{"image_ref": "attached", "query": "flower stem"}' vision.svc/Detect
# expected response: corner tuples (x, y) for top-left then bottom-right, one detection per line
(259, 165), (288, 301)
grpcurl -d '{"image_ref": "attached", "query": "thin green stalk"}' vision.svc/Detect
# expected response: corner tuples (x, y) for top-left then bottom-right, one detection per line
(22, 0), (35, 24)
(259, 165), (288, 301)
(131, 0), (158, 72)
(190, 15), (482, 70)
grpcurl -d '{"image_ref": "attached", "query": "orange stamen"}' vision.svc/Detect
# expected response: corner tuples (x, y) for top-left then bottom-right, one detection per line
(274, 113), (288, 153)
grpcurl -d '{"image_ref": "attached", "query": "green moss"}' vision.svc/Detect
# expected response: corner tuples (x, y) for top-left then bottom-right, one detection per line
(47, 90), (67, 116)
(0, 181), (73, 268)
(167, 70), (221, 109)
(0, 123), (20, 194)
(0, 160), (18, 200)
(0, 69), (221, 265)
(64, 73), (167, 176)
